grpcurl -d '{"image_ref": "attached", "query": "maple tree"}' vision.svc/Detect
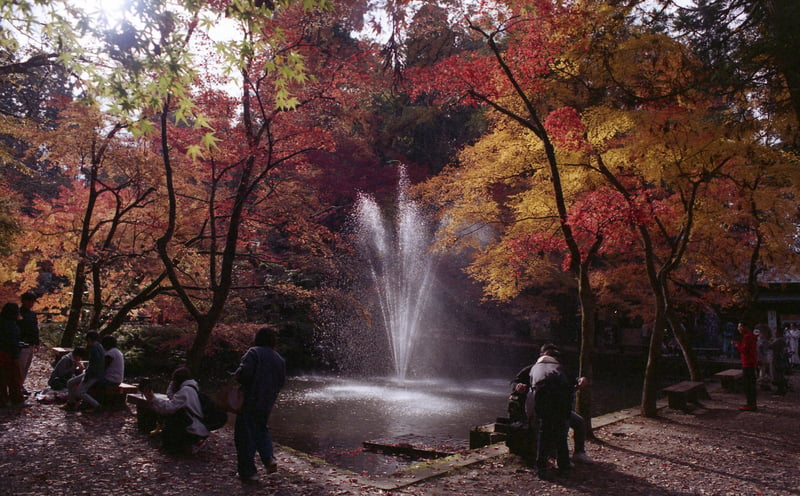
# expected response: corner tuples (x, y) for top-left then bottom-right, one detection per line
(12, 101), (167, 344)
(408, 0), (608, 426)
(409, 0), (799, 418)
(150, 0), (388, 370)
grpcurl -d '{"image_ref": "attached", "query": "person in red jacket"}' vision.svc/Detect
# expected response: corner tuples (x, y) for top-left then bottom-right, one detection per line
(733, 322), (758, 411)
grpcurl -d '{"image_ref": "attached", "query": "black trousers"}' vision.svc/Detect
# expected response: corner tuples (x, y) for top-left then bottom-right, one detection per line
(742, 367), (757, 406)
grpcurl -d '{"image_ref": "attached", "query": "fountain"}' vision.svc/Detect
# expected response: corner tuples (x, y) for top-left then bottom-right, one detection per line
(268, 167), (641, 475)
(353, 167), (436, 380)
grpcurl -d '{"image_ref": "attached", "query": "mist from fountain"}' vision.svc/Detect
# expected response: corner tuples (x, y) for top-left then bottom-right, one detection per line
(354, 168), (436, 380)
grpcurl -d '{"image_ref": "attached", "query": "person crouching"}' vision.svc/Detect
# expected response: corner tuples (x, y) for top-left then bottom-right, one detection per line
(143, 366), (209, 454)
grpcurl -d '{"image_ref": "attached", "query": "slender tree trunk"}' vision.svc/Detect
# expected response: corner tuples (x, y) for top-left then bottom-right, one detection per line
(89, 263), (104, 330)
(666, 306), (701, 381)
(576, 268), (596, 436)
(100, 272), (168, 336)
(641, 294), (667, 417)
(60, 261), (87, 347)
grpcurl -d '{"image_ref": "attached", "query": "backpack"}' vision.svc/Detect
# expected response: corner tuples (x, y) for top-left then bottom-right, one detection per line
(187, 385), (228, 431)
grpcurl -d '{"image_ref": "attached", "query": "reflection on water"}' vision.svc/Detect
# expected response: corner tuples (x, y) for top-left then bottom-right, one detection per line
(270, 376), (509, 474)
(269, 374), (642, 474)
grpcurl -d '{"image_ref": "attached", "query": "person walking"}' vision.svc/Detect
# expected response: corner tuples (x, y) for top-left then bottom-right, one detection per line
(733, 322), (758, 411)
(234, 326), (286, 482)
(17, 291), (39, 396)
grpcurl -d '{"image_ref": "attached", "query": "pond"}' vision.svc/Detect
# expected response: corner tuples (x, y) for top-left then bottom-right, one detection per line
(269, 372), (643, 475)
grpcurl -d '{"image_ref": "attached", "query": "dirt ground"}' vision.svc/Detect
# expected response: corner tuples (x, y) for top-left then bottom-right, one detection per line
(1, 350), (799, 496)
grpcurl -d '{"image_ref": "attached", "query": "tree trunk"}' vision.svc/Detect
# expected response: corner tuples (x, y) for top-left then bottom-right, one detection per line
(89, 263), (104, 330)
(187, 318), (215, 373)
(576, 268), (596, 436)
(641, 291), (666, 417)
(100, 273), (167, 336)
(60, 261), (87, 347)
(666, 307), (702, 381)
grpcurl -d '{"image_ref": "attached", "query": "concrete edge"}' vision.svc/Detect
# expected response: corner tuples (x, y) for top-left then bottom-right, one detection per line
(282, 378), (723, 491)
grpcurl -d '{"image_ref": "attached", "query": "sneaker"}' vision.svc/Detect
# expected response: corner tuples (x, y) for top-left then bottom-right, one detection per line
(9, 401), (31, 408)
(572, 451), (594, 464)
(60, 403), (78, 412)
(266, 458), (278, 474)
(738, 405), (757, 411)
(239, 473), (258, 482)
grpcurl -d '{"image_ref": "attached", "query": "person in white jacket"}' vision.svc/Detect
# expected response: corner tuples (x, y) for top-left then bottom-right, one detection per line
(144, 366), (209, 454)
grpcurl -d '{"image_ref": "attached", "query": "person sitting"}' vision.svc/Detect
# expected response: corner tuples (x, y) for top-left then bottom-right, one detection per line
(99, 335), (125, 387)
(48, 347), (86, 391)
(62, 330), (105, 412)
(143, 366), (209, 455)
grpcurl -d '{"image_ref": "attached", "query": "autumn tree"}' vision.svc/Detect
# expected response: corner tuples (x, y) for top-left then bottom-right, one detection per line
(12, 101), (169, 344)
(409, 0), (605, 428)
(408, 0), (800, 420)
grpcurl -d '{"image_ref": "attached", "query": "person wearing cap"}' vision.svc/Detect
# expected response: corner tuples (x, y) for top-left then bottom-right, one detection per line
(17, 291), (40, 396)
(733, 322), (758, 411)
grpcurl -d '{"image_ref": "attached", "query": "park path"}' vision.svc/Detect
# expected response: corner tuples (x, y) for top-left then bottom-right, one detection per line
(1, 350), (798, 495)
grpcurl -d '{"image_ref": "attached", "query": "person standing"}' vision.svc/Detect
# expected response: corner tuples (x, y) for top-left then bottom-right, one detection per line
(63, 330), (105, 412)
(769, 327), (789, 396)
(511, 356), (593, 465)
(234, 326), (286, 482)
(529, 343), (573, 480)
(17, 291), (39, 396)
(788, 323), (800, 368)
(0, 303), (25, 407)
(733, 322), (758, 411)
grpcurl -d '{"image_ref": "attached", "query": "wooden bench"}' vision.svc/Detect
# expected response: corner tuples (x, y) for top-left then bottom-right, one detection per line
(662, 381), (708, 412)
(90, 382), (138, 409)
(51, 347), (72, 363)
(714, 369), (743, 392)
(127, 392), (165, 432)
(694, 347), (720, 358)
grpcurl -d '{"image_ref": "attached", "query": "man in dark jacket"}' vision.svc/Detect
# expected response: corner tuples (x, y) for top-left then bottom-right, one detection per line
(529, 343), (573, 479)
(234, 326), (286, 481)
(63, 330), (105, 412)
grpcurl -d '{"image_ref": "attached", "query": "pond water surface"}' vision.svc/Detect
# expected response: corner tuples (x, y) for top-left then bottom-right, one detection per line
(269, 373), (642, 474)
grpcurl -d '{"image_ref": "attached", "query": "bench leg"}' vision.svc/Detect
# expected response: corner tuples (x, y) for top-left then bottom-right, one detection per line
(667, 393), (687, 411)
